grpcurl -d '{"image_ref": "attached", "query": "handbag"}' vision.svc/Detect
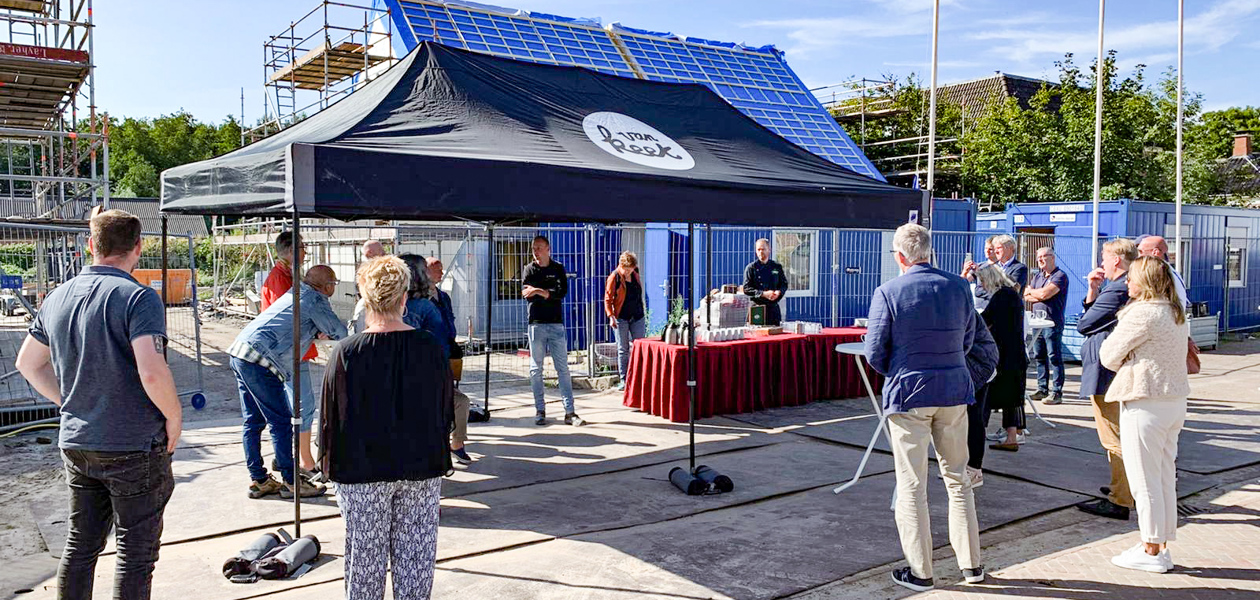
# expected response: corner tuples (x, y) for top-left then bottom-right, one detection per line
(1186, 337), (1201, 375)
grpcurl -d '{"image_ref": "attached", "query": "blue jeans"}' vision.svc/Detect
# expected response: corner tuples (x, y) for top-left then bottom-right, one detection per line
(231, 357), (296, 484)
(528, 323), (574, 415)
(1032, 322), (1065, 394)
(614, 317), (646, 381)
(284, 361), (316, 433)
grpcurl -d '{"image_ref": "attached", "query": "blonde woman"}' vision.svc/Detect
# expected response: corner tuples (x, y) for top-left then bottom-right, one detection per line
(604, 251), (646, 390)
(1100, 256), (1191, 574)
(320, 256), (453, 599)
(974, 264), (1028, 455)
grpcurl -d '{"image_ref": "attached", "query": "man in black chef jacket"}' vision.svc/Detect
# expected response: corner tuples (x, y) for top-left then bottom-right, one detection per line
(743, 238), (790, 326)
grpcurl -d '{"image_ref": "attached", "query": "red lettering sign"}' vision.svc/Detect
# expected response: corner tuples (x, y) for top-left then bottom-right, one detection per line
(0, 43), (89, 64)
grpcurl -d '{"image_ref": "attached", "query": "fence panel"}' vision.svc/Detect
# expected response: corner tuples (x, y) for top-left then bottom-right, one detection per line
(0, 223), (205, 430)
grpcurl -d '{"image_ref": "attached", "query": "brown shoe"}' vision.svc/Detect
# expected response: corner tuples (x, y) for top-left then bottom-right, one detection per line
(248, 475), (283, 499)
(280, 478), (327, 499)
(989, 442), (1020, 452)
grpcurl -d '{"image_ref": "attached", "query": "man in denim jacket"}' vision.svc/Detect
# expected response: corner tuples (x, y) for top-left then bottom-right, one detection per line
(864, 223), (984, 592)
(228, 265), (347, 499)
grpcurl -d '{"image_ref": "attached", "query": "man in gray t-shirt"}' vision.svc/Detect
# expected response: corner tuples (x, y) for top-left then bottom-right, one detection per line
(17, 209), (182, 599)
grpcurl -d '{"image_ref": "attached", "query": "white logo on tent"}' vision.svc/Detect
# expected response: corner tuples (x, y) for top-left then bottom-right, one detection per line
(582, 112), (695, 171)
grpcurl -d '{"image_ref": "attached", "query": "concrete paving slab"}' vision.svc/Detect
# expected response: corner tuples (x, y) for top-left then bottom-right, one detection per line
(440, 439), (895, 559)
(442, 393), (780, 498)
(17, 520), (350, 600)
(1039, 399), (1260, 474)
(430, 469), (1088, 600)
(19, 441), (891, 600)
(976, 440), (1216, 500)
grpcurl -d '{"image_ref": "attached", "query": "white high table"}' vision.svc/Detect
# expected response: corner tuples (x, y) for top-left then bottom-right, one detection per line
(832, 342), (895, 501)
(1023, 312), (1058, 429)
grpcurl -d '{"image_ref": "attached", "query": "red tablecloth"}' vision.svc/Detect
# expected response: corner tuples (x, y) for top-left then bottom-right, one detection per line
(623, 327), (876, 422)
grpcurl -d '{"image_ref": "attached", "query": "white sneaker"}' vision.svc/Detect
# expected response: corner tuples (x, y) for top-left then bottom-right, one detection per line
(1111, 544), (1171, 573)
(987, 430), (1027, 444)
(966, 466), (984, 489)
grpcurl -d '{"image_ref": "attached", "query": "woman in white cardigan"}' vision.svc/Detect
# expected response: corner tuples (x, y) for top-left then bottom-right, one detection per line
(1099, 256), (1191, 574)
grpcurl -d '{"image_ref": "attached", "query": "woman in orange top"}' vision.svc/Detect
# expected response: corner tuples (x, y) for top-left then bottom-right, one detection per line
(604, 252), (646, 391)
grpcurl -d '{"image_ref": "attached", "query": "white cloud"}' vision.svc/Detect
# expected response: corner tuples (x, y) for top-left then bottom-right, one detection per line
(971, 0), (1260, 64)
(883, 59), (983, 69)
(746, 14), (932, 56)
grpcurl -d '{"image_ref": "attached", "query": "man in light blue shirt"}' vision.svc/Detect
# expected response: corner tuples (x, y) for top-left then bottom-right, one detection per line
(228, 265), (347, 499)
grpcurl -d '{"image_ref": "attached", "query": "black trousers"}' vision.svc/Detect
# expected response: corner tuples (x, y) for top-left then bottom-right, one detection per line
(967, 385), (989, 470)
(58, 445), (175, 600)
(759, 300), (783, 326)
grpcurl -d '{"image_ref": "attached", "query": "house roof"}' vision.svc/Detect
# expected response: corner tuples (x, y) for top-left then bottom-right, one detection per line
(936, 72), (1059, 119)
(106, 197), (209, 236)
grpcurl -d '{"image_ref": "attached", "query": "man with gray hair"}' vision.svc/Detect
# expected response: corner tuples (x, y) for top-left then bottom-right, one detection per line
(1075, 237), (1138, 521)
(742, 237), (789, 326)
(967, 234), (1027, 310)
(865, 223), (984, 591)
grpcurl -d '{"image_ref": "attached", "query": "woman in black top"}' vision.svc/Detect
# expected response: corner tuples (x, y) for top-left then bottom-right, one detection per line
(320, 256), (452, 600)
(975, 264), (1029, 454)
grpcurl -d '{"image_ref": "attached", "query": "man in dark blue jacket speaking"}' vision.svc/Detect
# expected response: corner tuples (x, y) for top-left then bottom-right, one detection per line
(1075, 237), (1138, 521)
(864, 223), (985, 592)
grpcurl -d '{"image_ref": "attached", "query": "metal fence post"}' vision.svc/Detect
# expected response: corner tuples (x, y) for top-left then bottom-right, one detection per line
(187, 234), (204, 397)
(831, 228), (840, 327)
(586, 224), (596, 379)
(1223, 236), (1231, 332)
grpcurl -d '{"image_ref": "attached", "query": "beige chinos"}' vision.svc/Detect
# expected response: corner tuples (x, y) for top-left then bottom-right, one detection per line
(887, 404), (982, 580)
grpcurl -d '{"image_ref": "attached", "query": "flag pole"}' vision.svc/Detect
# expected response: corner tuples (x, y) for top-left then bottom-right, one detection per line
(926, 0), (940, 195)
(1174, 0), (1185, 273)
(1090, 0), (1106, 269)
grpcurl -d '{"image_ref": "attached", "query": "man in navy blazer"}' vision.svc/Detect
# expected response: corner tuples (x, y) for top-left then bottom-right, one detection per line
(864, 223), (984, 592)
(964, 234), (1027, 310)
(1075, 237), (1138, 521)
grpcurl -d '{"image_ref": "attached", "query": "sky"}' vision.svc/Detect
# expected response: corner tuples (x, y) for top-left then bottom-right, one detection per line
(94, 0), (1259, 124)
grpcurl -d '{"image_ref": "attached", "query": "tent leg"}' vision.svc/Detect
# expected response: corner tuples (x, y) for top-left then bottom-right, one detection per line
(291, 208), (302, 537)
(484, 225), (493, 417)
(160, 216), (168, 361)
(688, 222), (696, 471)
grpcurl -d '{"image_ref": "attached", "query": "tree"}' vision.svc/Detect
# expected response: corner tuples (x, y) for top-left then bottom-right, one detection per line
(960, 52), (1217, 206)
(97, 111), (243, 198)
(837, 51), (1248, 207)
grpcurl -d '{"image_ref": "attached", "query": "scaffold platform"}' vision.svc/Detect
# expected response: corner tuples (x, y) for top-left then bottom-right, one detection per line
(0, 0), (53, 14)
(267, 41), (389, 90)
(0, 42), (89, 129)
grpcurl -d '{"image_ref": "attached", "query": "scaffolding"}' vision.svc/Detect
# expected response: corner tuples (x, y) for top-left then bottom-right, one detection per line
(0, 0), (107, 220)
(250, 0), (394, 141)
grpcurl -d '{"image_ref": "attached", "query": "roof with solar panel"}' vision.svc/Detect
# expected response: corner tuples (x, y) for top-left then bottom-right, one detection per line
(382, 0), (883, 180)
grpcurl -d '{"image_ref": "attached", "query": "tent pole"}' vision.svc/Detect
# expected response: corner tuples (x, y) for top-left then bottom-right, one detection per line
(484, 224), (494, 416)
(160, 216), (168, 361)
(291, 207), (302, 537)
(687, 222), (696, 471)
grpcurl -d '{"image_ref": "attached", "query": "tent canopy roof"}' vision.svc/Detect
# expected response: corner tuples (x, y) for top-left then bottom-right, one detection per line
(161, 42), (921, 228)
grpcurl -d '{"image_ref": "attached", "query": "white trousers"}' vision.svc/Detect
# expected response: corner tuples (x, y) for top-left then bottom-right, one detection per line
(887, 405), (982, 580)
(1119, 398), (1187, 545)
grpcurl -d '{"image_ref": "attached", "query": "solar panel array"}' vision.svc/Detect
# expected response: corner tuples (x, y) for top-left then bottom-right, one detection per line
(387, 0), (883, 180)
